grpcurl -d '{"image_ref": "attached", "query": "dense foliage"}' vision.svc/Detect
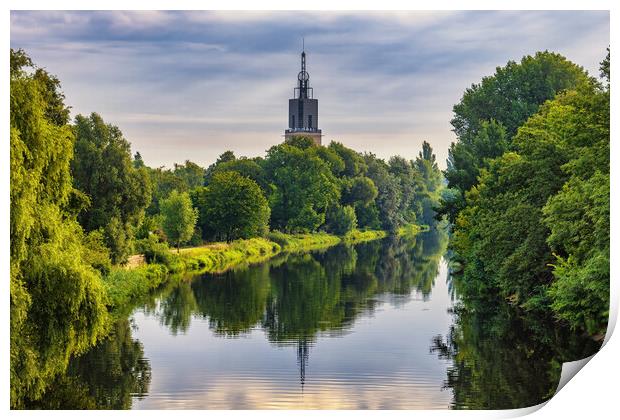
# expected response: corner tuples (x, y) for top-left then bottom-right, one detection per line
(194, 171), (270, 241)
(446, 50), (610, 336)
(197, 138), (443, 237)
(10, 49), (108, 407)
(72, 113), (152, 263)
(440, 51), (592, 223)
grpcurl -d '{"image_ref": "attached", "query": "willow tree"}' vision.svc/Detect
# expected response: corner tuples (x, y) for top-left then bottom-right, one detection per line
(10, 49), (108, 407)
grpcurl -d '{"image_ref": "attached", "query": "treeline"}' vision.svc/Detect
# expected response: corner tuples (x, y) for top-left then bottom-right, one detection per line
(71, 112), (444, 261)
(438, 50), (610, 336)
(9, 48), (442, 407)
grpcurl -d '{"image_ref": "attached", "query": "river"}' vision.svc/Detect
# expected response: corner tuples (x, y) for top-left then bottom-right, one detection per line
(27, 228), (599, 409)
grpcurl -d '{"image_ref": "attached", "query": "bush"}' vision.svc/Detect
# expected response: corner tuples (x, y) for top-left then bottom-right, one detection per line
(103, 264), (168, 308)
(134, 234), (176, 265)
(325, 205), (357, 235)
(82, 229), (112, 275)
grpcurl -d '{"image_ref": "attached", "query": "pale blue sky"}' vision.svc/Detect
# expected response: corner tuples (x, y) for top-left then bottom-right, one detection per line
(10, 11), (609, 169)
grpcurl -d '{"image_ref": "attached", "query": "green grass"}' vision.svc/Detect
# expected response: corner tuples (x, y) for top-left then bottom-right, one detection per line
(103, 263), (169, 308)
(342, 229), (388, 244)
(267, 231), (341, 253)
(177, 238), (281, 273)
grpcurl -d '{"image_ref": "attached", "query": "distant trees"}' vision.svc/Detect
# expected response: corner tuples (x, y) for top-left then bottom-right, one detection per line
(173, 160), (206, 190)
(195, 137), (443, 238)
(72, 113), (152, 263)
(160, 190), (198, 252)
(414, 141), (443, 225)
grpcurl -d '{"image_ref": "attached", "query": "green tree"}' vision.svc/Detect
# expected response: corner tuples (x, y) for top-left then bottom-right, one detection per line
(204, 150), (236, 181)
(264, 143), (340, 233)
(173, 160), (206, 190)
(452, 80), (609, 333)
(207, 157), (270, 192)
(342, 176), (378, 208)
(441, 51), (591, 223)
(146, 166), (188, 215)
(388, 155), (421, 225)
(133, 151), (145, 168)
(328, 141), (367, 177)
(414, 141), (444, 225)
(198, 171), (271, 241)
(600, 47), (609, 86)
(160, 190), (198, 252)
(72, 112), (152, 263)
(10, 49), (108, 407)
(364, 153), (403, 232)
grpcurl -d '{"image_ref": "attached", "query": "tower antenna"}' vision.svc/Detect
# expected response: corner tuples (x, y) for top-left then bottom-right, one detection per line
(302, 37), (305, 52)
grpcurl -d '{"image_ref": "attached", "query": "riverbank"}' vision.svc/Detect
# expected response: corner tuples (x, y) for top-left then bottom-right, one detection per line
(102, 227), (413, 309)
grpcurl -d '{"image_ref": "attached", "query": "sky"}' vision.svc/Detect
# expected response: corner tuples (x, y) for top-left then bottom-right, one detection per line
(10, 10), (609, 169)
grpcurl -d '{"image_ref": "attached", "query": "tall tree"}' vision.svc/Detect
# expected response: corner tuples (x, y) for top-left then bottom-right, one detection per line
(414, 141), (444, 225)
(160, 190), (198, 252)
(72, 113), (152, 263)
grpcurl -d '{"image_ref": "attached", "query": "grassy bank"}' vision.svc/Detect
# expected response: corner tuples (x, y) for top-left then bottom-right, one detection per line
(178, 238), (281, 272)
(104, 226), (420, 309)
(343, 229), (388, 244)
(103, 263), (169, 309)
(267, 231), (341, 253)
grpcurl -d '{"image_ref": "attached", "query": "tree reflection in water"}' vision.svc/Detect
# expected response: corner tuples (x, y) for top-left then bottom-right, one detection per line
(24, 229), (449, 408)
(24, 318), (151, 409)
(431, 272), (602, 409)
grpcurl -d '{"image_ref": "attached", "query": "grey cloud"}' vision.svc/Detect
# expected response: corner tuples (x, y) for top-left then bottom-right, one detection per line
(10, 10), (609, 169)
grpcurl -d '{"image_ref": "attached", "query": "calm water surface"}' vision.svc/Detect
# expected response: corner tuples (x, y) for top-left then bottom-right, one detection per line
(30, 229), (599, 409)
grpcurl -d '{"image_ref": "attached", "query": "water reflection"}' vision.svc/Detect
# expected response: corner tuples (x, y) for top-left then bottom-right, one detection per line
(24, 318), (151, 409)
(431, 274), (601, 409)
(28, 230), (450, 409)
(31, 227), (601, 409)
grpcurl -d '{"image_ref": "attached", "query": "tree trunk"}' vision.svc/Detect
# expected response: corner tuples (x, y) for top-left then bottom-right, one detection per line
(177, 241), (180, 254)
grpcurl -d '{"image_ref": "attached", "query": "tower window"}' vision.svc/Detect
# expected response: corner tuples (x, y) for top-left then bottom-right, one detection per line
(308, 115), (313, 129)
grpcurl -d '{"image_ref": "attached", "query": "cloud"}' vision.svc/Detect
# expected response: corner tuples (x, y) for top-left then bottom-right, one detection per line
(10, 10), (609, 169)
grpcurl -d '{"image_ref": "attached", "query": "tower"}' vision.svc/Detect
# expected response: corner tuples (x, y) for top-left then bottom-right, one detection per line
(285, 46), (322, 145)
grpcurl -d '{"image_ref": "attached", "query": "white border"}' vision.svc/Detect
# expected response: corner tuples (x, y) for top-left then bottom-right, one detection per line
(2, 1), (617, 419)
